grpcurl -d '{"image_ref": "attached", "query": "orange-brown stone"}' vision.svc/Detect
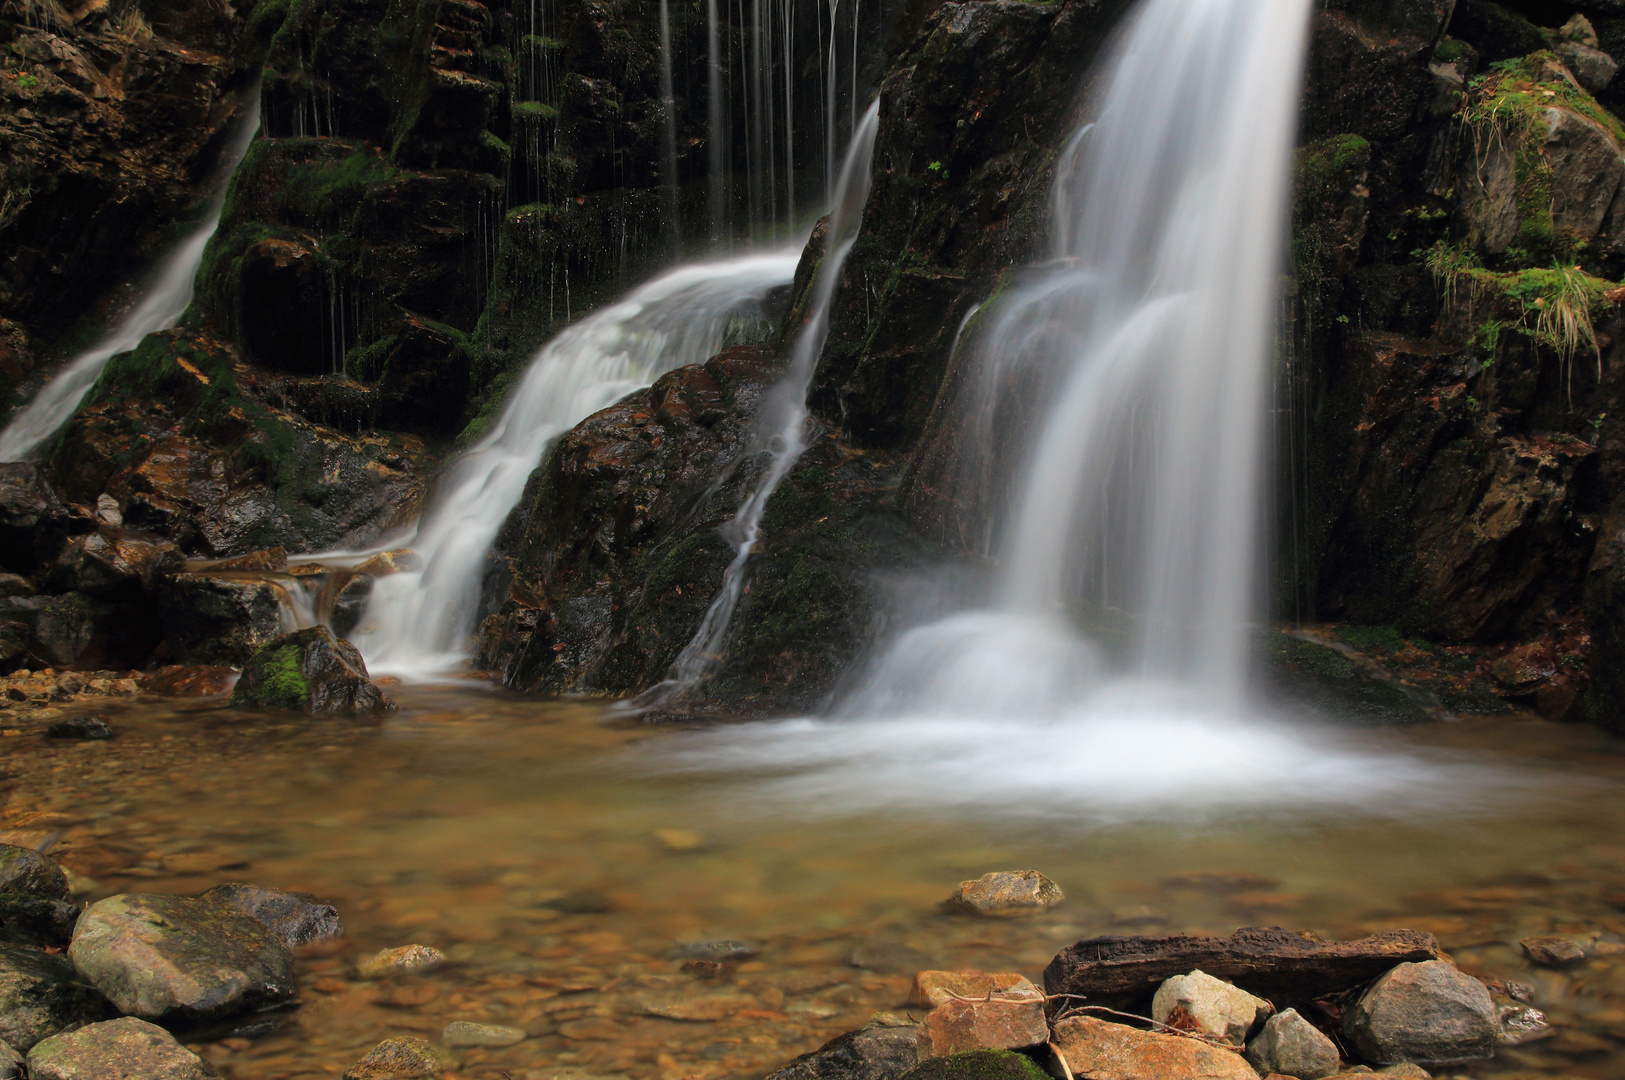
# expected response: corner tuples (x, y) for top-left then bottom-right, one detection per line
(911, 970), (1040, 1009)
(917, 991), (1049, 1059)
(1051, 1015), (1259, 1080)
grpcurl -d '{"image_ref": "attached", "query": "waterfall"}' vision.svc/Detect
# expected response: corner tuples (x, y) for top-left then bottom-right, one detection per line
(344, 251), (800, 677)
(638, 100), (878, 707)
(0, 90), (263, 463)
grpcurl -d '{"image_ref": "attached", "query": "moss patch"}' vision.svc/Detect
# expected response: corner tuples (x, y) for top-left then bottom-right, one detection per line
(899, 1049), (1050, 1080)
(236, 642), (310, 709)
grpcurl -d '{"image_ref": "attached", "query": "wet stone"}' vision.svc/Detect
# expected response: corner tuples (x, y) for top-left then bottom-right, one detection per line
(233, 626), (393, 714)
(68, 892), (295, 1023)
(0, 894), (80, 948)
(670, 938), (757, 962)
(0, 1037), (18, 1080)
(44, 716), (112, 740)
(342, 1035), (454, 1079)
(1497, 1003), (1550, 1044)
(946, 871), (1063, 917)
(899, 1049), (1049, 1080)
(916, 990), (1048, 1059)
(441, 1020), (525, 1047)
(0, 942), (110, 1052)
(1520, 934), (1587, 966)
(359, 943), (446, 978)
(766, 1014), (919, 1080)
(1151, 969), (1272, 1045)
(1051, 1015), (1259, 1080)
(1245, 1008), (1341, 1080)
(1342, 960), (1497, 1066)
(911, 971), (1038, 1009)
(0, 843), (68, 898)
(200, 883), (342, 948)
(25, 1016), (218, 1080)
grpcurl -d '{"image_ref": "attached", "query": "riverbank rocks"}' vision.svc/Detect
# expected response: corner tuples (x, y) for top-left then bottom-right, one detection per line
(156, 575), (283, 666)
(766, 1013), (919, 1079)
(911, 971), (1038, 1009)
(898, 1049), (1049, 1079)
(232, 627), (393, 714)
(1152, 969), (1272, 1044)
(68, 892), (295, 1023)
(0, 1039), (18, 1079)
(1520, 934), (1587, 966)
(1245, 1008), (1342, 1079)
(0, 844), (68, 899)
(916, 987), (1048, 1059)
(343, 1035), (454, 1079)
(441, 1021), (525, 1048)
(0, 846), (79, 947)
(1343, 960), (1497, 1065)
(24, 1017), (218, 1080)
(359, 943), (446, 978)
(946, 872), (1063, 917)
(1050, 1015), (1260, 1080)
(0, 942), (109, 1051)
(200, 883), (342, 948)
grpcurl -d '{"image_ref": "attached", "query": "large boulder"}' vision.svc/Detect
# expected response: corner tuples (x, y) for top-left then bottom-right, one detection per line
(232, 626), (393, 714)
(25, 1017), (218, 1080)
(157, 575), (284, 666)
(1050, 1016), (1259, 1080)
(766, 1015), (920, 1080)
(68, 892), (295, 1024)
(1342, 960), (1497, 1065)
(0, 943), (110, 1052)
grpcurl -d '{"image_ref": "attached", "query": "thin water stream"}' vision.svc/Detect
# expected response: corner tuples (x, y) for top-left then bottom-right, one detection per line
(5, 692), (1625, 1079)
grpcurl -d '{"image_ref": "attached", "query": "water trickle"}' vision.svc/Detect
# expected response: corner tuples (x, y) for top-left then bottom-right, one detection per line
(638, 100), (878, 707)
(0, 90), (263, 463)
(342, 251), (800, 677)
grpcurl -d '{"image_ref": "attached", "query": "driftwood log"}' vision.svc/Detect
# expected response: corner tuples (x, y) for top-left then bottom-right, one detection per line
(1043, 926), (1441, 1012)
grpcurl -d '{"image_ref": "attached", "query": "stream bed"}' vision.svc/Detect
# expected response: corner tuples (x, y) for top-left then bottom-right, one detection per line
(4, 687), (1625, 1080)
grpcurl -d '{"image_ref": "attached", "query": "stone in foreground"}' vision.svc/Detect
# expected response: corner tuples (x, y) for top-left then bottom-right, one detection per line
(1152, 969), (1271, 1044)
(1051, 1015), (1260, 1080)
(1245, 1008), (1341, 1079)
(69, 892), (294, 1023)
(0, 942), (110, 1051)
(0, 1037), (18, 1080)
(947, 871), (1063, 917)
(201, 883), (342, 948)
(917, 988), (1048, 1059)
(911, 971), (1039, 1009)
(25, 1016), (218, 1079)
(1519, 935), (1586, 967)
(343, 1036), (454, 1079)
(441, 1021), (525, 1047)
(1342, 960), (1496, 1065)
(232, 626), (393, 714)
(898, 1048), (1049, 1079)
(766, 1014), (919, 1080)
(0, 845), (69, 899)
(359, 943), (446, 978)
(0, 894), (80, 948)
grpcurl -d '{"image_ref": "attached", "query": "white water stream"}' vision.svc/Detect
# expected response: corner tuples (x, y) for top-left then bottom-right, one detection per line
(0, 91), (263, 463)
(344, 252), (799, 677)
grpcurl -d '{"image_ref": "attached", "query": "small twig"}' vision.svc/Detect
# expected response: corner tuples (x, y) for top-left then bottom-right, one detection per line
(1047, 1042), (1075, 1080)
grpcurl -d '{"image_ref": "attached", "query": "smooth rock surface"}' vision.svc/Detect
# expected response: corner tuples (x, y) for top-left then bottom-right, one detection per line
(358, 943), (446, 978)
(1152, 969), (1272, 1044)
(1343, 960), (1496, 1065)
(1558, 39), (1618, 92)
(25, 1016), (218, 1079)
(232, 626), (393, 714)
(766, 1014), (920, 1080)
(0, 844), (69, 898)
(911, 971), (1039, 1009)
(200, 883), (342, 948)
(1051, 1015), (1259, 1080)
(946, 871), (1063, 917)
(917, 991), (1049, 1059)
(1245, 1008), (1341, 1079)
(0, 942), (110, 1051)
(441, 1021), (525, 1047)
(69, 892), (295, 1022)
(1520, 935), (1586, 966)
(342, 1035), (454, 1079)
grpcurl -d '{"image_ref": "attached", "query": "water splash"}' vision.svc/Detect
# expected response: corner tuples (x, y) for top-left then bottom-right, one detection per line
(0, 90), (263, 462)
(345, 251), (800, 677)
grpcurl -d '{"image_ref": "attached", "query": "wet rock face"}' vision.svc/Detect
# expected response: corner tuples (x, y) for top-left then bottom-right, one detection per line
(232, 626), (393, 714)
(1343, 960), (1498, 1065)
(156, 575), (284, 667)
(199, 883), (343, 949)
(25, 1017), (219, 1080)
(765, 1015), (919, 1080)
(0, 942), (111, 1052)
(68, 891), (296, 1024)
(0, 844), (77, 949)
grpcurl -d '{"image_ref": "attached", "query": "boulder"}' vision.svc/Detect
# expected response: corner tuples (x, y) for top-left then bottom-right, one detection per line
(1519, 935), (1587, 966)
(441, 1021), (526, 1047)
(1244, 1008), (1341, 1080)
(0, 895), (80, 948)
(358, 943), (446, 978)
(25, 1017), (218, 1080)
(47, 530), (181, 599)
(1044, 927), (1441, 1011)
(68, 892), (295, 1023)
(1152, 969), (1271, 1045)
(917, 990), (1049, 1059)
(1342, 960), (1496, 1065)
(157, 575), (283, 666)
(232, 626), (393, 714)
(1050, 1015), (1260, 1080)
(946, 871), (1064, 917)
(200, 883), (342, 948)
(0, 1037), (18, 1080)
(911, 971), (1039, 1009)
(145, 665), (238, 696)
(0, 942), (110, 1051)
(0, 464), (78, 576)
(766, 1014), (920, 1080)
(0, 844), (68, 899)
(1558, 40), (1618, 92)
(342, 1035), (454, 1079)
(897, 1049), (1049, 1080)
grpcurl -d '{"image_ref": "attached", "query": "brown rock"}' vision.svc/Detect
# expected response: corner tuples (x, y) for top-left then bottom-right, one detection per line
(145, 666), (237, 697)
(358, 944), (445, 978)
(207, 548), (288, 572)
(947, 871), (1064, 917)
(911, 971), (1039, 1009)
(916, 991), (1049, 1059)
(1051, 1016), (1259, 1080)
(342, 1036), (453, 1079)
(1519, 935), (1587, 967)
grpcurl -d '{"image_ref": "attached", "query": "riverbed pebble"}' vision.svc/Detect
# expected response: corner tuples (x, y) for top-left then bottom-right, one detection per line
(1520, 934), (1587, 966)
(24, 1017), (217, 1080)
(44, 717), (112, 740)
(358, 943), (446, 978)
(441, 1020), (526, 1047)
(342, 1035), (453, 1079)
(945, 870), (1063, 917)
(1151, 968), (1272, 1044)
(200, 882), (342, 948)
(1343, 960), (1497, 1065)
(766, 1013), (919, 1080)
(1245, 1008), (1341, 1079)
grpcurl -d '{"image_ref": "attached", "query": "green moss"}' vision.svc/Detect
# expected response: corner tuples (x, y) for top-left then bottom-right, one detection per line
(480, 129), (512, 155)
(237, 643), (310, 709)
(513, 100), (559, 123)
(1295, 133), (1371, 200)
(1434, 37), (1474, 66)
(898, 1049), (1049, 1080)
(1337, 624), (1407, 655)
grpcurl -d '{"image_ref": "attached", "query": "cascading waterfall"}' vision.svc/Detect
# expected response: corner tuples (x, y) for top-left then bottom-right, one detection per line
(0, 90), (263, 463)
(638, 100), (878, 707)
(343, 251), (800, 677)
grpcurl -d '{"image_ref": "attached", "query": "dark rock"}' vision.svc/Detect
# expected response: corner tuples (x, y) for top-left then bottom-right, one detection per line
(156, 575), (284, 666)
(766, 1015), (920, 1080)
(45, 717), (114, 741)
(1558, 39), (1619, 92)
(1343, 960), (1497, 1065)
(25, 1016), (219, 1080)
(231, 626), (393, 714)
(145, 666), (238, 697)
(1519, 934), (1587, 966)
(1043, 927), (1442, 1013)
(329, 573), (375, 638)
(0, 896), (79, 949)
(1264, 633), (1435, 725)
(0, 845), (68, 900)
(898, 1050), (1048, 1080)
(0, 575), (34, 599)
(670, 940), (757, 962)
(0, 1037), (17, 1079)
(200, 883), (342, 948)
(0, 942), (111, 1052)
(47, 529), (181, 599)
(1245, 1008), (1342, 1080)
(1448, 0), (1546, 62)
(68, 892), (295, 1024)
(0, 465), (79, 577)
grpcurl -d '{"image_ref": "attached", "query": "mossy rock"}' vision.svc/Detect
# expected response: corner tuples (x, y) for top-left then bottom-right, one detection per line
(233, 626), (393, 715)
(1262, 631), (1434, 725)
(898, 1049), (1049, 1080)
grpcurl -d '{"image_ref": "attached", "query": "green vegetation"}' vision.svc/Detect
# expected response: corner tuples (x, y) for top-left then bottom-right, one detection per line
(238, 643), (310, 709)
(898, 1049), (1049, 1080)
(513, 100), (559, 123)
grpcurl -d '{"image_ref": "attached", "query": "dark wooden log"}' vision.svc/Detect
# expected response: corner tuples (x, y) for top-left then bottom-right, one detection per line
(1043, 926), (1442, 1012)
